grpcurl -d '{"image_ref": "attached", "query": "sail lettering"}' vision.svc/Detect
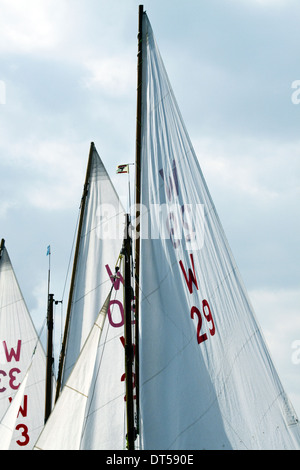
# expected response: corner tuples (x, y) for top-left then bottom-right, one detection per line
(105, 264), (124, 290)
(202, 300), (216, 337)
(179, 256), (216, 345)
(166, 211), (180, 249)
(108, 300), (124, 328)
(191, 306), (208, 344)
(15, 424), (30, 447)
(159, 160), (179, 201)
(0, 337), (31, 447)
(179, 254), (199, 294)
(158, 162), (200, 250)
(8, 367), (21, 390)
(0, 367), (21, 392)
(8, 394), (28, 418)
(3, 340), (22, 362)
(0, 370), (6, 392)
(120, 336), (137, 401)
(106, 264), (125, 328)
(121, 372), (137, 401)
(159, 162), (181, 249)
(191, 301), (216, 344)
(105, 264), (136, 406)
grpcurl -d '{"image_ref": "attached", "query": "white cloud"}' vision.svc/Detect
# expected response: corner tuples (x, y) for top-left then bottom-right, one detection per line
(4, 140), (88, 211)
(231, 0), (291, 7)
(195, 136), (300, 203)
(0, 0), (68, 54)
(82, 56), (136, 96)
(0, 200), (16, 218)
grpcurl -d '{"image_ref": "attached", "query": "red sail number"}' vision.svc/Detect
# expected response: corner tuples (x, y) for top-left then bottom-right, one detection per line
(190, 300), (216, 344)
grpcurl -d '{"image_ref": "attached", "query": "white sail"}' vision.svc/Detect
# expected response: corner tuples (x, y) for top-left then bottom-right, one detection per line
(0, 242), (48, 450)
(34, 291), (112, 450)
(58, 144), (127, 449)
(138, 12), (300, 450)
(0, 364), (31, 450)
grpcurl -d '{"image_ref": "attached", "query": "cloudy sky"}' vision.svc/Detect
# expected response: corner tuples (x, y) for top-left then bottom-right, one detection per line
(1, 0), (300, 417)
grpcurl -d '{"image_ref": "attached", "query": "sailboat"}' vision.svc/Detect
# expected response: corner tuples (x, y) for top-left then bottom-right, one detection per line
(33, 5), (300, 449)
(0, 239), (51, 449)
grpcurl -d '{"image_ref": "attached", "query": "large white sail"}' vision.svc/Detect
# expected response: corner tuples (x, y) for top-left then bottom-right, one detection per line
(0, 242), (48, 450)
(138, 12), (300, 450)
(58, 144), (127, 449)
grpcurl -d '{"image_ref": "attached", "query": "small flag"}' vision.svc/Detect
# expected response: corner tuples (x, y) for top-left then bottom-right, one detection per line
(116, 164), (129, 174)
(46, 245), (51, 256)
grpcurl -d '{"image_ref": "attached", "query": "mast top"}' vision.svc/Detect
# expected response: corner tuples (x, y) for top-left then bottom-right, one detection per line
(0, 239), (5, 258)
(139, 5), (144, 25)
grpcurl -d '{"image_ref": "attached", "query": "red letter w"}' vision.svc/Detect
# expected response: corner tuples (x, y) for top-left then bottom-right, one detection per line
(9, 394), (28, 418)
(3, 340), (22, 362)
(179, 254), (199, 294)
(105, 264), (124, 291)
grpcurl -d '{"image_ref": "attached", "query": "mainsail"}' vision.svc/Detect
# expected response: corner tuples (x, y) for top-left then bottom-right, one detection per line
(0, 240), (48, 450)
(55, 143), (126, 449)
(137, 10), (300, 450)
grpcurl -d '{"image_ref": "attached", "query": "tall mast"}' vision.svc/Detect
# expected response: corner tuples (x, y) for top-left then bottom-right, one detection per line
(44, 245), (53, 422)
(55, 142), (95, 402)
(44, 293), (54, 423)
(123, 214), (136, 450)
(134, 3), (144, 436)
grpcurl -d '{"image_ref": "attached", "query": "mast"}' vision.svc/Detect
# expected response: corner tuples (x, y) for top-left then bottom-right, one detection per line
(0, 239), (5, 258)
(44, 293), (54, 423)
(123, 214), (136, 450)
(134, 3), (144, 436)
(55, 142), (95, 401)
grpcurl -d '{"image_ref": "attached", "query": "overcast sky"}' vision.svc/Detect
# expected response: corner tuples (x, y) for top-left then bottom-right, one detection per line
(1, 0), (300, 418)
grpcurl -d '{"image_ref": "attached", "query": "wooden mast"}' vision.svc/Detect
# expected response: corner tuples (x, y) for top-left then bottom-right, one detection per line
(134, 3), (144, 437)
(44, 293), (54, 423)
(123, 214), (136, 450)
(55, 142), (95, 402)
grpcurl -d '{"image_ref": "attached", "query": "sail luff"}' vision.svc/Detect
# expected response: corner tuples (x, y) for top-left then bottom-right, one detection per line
(134, 4), (144, 436)
(55, 142), (95, 401)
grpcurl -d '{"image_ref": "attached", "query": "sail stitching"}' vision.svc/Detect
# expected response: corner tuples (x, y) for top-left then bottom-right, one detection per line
(81, 210), (124, 238)
(0, 297), (24, 311)
(73, 277), (111, 304)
